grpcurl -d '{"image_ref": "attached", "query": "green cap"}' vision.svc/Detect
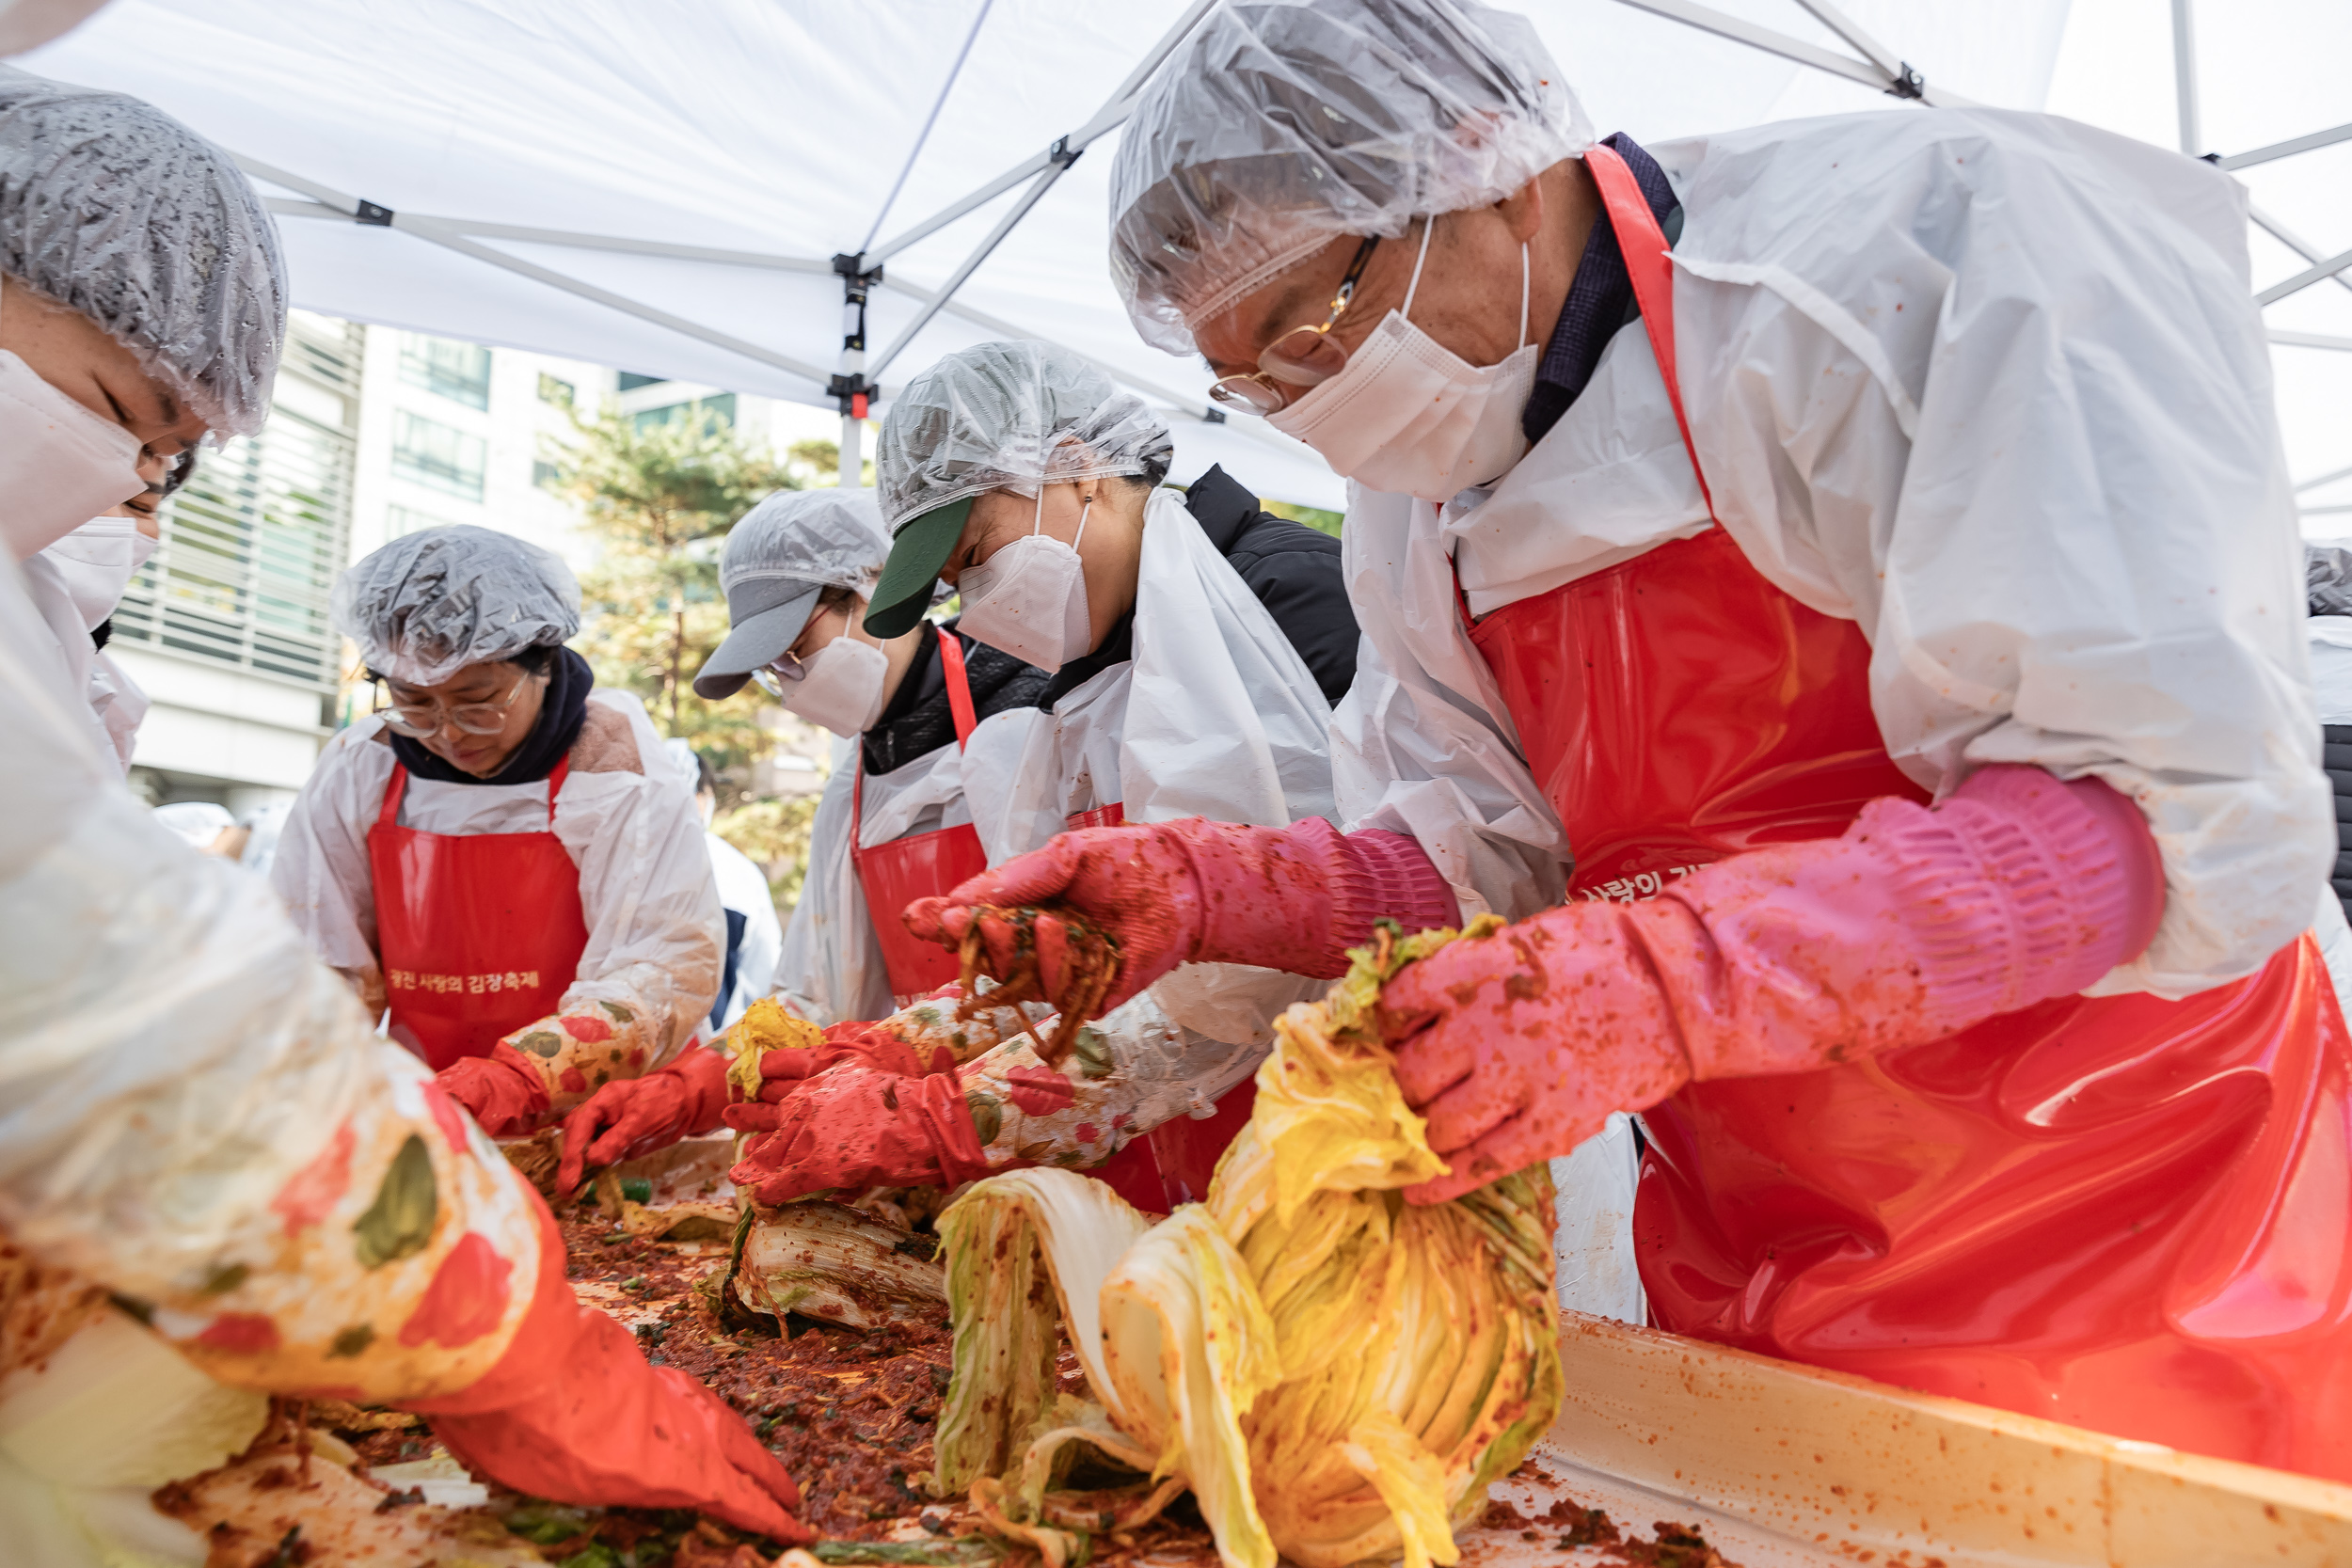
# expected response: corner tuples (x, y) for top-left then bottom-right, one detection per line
(862, 495), (972, 638)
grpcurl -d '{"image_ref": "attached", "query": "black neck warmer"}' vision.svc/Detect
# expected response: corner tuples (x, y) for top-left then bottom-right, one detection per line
(389, 646), (595, 785)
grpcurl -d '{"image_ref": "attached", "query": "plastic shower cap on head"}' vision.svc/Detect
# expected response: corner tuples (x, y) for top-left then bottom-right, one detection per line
(334, 525), (580, 687)
(723, 486), (892, 598)
(1108, 0), (1590, 353)
(876, 340), (1174, 531)
(0, 64), (287, 437)
(2311, 544), (2352, 618)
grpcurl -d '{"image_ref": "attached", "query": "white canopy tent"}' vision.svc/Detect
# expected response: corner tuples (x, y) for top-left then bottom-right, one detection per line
(12, 0), (2349, 515)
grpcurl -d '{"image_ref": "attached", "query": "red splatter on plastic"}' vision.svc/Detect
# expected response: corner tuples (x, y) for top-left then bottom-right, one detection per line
(559, 1068), (589, 1095)
(270, 1120), (356, 1237)
(1005, 1066), (1075, 1116)
(422, 1085), (472, 1155)
(561, 1014), (612, 1043)
(399, 1231), (511, 1349)
(194, 1313), (281, 1354)
(1075, 1123), (1099, 1146)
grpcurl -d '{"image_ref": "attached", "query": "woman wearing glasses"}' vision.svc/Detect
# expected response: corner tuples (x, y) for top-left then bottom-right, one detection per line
(272, 525), (733, 1168)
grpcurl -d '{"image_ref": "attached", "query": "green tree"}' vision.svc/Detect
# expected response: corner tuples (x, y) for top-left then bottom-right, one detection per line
(712, 794), (823, 916)
(548, 404), (796, 770)
(1262, 497), (1343, 538)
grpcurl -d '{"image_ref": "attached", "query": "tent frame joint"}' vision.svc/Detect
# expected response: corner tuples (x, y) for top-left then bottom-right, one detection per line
(829, 372), (874, 420)
(1048, 135), (1082, 170)
(1883, 62), (1924, 101)
(354, 198), (394, 227)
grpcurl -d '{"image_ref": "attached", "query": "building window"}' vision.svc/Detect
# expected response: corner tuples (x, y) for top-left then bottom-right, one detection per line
(532, 459), (564, 489)
(115, 315), (363, 693)
(391, 410), (487, 500)
(398, 334), (492, 410)
(617, 372), (667, 392)
(387, 504), (457, 538)
(632, 392), (735, 436)
(537, 372), (574, 407)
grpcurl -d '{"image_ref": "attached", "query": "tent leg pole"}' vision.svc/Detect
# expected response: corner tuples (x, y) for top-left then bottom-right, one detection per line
(2171, 0), (2201, 157)
(840, 411), (863, 489)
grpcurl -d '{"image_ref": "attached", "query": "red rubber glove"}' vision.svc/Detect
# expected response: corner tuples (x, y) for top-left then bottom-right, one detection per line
(557, 1047), (732, 1196)
(1383, 767), (2165, 1204)
(905, 817), (1456, 1015)
(722, 1067), (989, 1205)
(434, 1043), (550, 1138)
(748, 1020), (958, 1106)
(402, 1195), (809, 1542)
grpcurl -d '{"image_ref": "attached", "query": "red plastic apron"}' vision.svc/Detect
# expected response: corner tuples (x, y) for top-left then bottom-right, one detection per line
(1461, 144), (2352, 1478)
(1048, 717), (1260, 1205)
(851, 632), (1173, 1213)
(853, 629), (991, 1006)
(1048, 702), (1257, 1209)
(367, 757), (590, 1072)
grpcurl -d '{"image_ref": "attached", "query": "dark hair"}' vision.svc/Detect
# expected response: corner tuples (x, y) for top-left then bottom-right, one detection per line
(692, 751), (719, 796)
(815, 582), (863, 616)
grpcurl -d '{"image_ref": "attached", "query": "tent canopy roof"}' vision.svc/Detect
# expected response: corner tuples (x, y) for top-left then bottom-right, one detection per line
(18, 0), (2348, 511)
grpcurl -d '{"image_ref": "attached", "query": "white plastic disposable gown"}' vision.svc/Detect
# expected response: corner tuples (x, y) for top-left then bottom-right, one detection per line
(1336, 109), (2328, 1000)
(706, 828), (782, 1029)
(0, 556), (544, 1566)
(960, 485), (1341, 1048)
(775, 732), (969, 1027)
(271, 692), (723, 1070)
(17, 530), (148, 776)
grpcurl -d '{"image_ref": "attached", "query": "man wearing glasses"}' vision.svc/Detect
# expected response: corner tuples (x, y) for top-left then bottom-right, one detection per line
(272, 525), (735, 1192)
(918, 0), (2352, 1481)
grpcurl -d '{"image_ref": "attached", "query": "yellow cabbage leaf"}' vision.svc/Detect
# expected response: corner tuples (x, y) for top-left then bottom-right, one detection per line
(935, 919), (1563, 1568)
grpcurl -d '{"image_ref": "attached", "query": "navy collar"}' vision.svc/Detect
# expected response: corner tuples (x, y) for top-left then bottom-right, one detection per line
(1522, 134), (1681, 445)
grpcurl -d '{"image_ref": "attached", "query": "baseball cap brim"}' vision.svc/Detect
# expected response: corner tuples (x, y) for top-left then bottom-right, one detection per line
(691, 582), (823, 699)
(863, 497), (972, 639)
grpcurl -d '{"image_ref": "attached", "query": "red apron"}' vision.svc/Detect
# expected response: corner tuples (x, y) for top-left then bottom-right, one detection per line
(1044, 709), (1259, 1210)
(853, 630), (991, 1006)
(1460, 144), (2352, 1478)
(367, 757), (591, 1072)
(851, 632), (1174, 1213)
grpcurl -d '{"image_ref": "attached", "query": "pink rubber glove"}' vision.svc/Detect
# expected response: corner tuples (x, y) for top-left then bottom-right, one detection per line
(403, 1196), (809, 1542)
(905, 817), (1457, 1014)
(1383, 767), (2165, 1204)
(434, 1043), (551, 1138)
(556, 1046), (731, 1196)
(722, 1068), (990, 1205)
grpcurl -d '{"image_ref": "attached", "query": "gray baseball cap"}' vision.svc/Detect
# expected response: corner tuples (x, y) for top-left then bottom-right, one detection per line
(691, 487), (892, 699)
(693, 577), (824, 699)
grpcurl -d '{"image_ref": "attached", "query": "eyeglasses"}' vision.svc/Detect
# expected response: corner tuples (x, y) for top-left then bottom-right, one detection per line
(373, 670), (534, 737)
(1208, 234), (1382, 417)
(751, 650), (808, 697)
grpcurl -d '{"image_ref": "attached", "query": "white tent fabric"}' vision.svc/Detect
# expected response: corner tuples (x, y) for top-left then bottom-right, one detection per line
(14, 0), (2342, 511)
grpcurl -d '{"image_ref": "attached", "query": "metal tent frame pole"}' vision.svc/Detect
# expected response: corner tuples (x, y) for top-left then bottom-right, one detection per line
(2171, 0), (2201, 156)
(233, 0), (2351, 495)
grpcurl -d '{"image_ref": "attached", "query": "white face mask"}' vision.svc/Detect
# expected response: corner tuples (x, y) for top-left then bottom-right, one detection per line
(1268, 219), (1536, 504)
(956, 492), (1093, 673)
(774, 634), (889, 737)
(0, 350), (148, 561)
(40, 515), (156, 630)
